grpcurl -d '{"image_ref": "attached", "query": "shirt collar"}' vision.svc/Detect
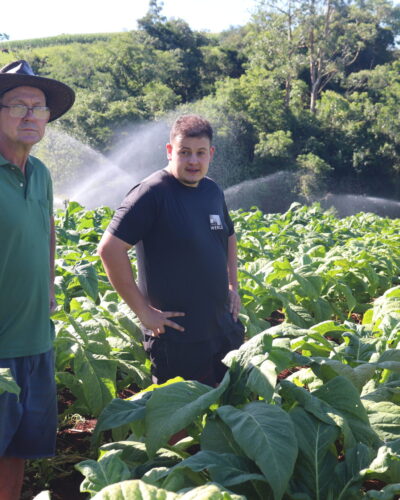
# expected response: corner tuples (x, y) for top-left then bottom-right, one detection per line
(0, 152), (33, 170)
(0, 152), (9, 167)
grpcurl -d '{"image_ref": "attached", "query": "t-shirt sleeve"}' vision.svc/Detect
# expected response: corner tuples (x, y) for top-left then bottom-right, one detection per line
(223, 198), (234, 236)
(107, 184), (157, 246)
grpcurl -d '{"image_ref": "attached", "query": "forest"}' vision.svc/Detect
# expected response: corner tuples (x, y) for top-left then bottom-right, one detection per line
(2, 0), (400, 209)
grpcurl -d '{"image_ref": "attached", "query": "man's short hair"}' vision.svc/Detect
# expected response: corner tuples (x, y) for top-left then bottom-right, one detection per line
(170, 114), (213, 143)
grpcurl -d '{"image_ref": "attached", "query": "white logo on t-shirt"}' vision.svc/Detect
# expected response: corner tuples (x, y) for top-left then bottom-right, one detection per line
(210, 214), (223, 230)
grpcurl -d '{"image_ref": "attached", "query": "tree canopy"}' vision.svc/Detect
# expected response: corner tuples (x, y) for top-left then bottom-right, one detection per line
(1, 0), (400, 205)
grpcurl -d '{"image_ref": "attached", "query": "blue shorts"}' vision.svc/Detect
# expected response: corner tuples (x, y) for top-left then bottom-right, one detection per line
(0, 349), (57, 459)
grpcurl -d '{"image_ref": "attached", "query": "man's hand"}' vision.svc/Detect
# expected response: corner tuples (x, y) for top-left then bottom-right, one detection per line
(49, 286), (57, 313)
(139, 305), (185, 337)
(49, 295), (57, 313)
(229, 288), (241, 322)
(98, 232), (185, 337)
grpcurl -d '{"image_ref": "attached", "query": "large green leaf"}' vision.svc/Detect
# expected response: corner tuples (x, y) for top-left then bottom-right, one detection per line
(363, 400), (400, 441)
(279, 380), (353, 444)
(308, 297), (335, 323)
(100, 441), (150, 465)
(266, 324), (311, 339)
(288, 406), (340, 500)
(116, 358), (151, 388)
(73, 347), (117, 416)
(280, 378), (380, 449)
(217, 402), (298, 500)
(375, 349), (400, 373)
(310, 320), (353, 339)
(56, 331), (116, 418)
(91, 480), (245, 500)
(223, 332), (273, 368)
(284, 303), (315, 328)
(56, 370), (86, 412)
(310, 358), (376, 392)
(292, 272), (321, 300)
(91, 480), (178, 499)
(155, 466), (207, 492)
(32, 492), (51, 500)
(313, 376), (381, 448)
(182, 451), (272, 500)
(170, 450), (266, 487)
(179, 483), (246, 499)
(290, 332), (335, 357)
(332, 281), (357, 313)
(75, 261), (99, 301)
(93, 393), (151, 441)
(333, 444), (373, 500)
(246, 358), (277, 401)
(200, 415), (246, 457)
(67, 314), (89, 343)
(377, 349), (400, 363)
(362, 381), (400, 404)
(267, 347), (311, 373)
(361, 444), (400, 484)
(145, 376), (230, 457)
(365, 483), (400, 499)
(100, 441), (182, 470)
(218, 359), (252, 407)
(340, 333), (380, 363)
(76, 450), (131, 495)
(0, 368), (20, 397)
(117, 316), (143, 342)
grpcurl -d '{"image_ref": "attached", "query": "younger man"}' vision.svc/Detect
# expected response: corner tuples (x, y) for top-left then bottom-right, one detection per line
(98, 114), (244, 386)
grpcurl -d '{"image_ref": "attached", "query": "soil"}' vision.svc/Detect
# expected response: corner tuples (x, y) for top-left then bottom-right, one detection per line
(277, 365), (305, 380)
(350, 312), (363, 324)
(363, 480), (400, 499)
(266, 309), (285, 326)
(22, 429), (93, 499)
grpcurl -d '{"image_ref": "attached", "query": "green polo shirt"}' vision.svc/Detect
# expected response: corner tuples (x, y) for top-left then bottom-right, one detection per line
(0, 153), (54, 358)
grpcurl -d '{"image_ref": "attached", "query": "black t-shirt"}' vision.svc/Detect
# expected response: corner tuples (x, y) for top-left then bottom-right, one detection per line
(108, 169), (238, 343)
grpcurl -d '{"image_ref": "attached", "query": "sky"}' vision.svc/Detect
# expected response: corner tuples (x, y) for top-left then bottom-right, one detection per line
(4, 0), (256, 41)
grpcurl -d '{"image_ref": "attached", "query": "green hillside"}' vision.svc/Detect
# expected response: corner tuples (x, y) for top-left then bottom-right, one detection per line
(2, 0), (400, 204)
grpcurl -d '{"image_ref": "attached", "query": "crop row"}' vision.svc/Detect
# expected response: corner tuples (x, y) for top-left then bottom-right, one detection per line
(2, 202), (400, 499)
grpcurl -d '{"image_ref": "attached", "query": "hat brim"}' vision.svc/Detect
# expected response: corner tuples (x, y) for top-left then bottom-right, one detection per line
(0, 74), (75, 122)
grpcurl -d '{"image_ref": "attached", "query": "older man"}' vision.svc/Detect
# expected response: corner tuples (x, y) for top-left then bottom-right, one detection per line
(0, 60), (74, 499)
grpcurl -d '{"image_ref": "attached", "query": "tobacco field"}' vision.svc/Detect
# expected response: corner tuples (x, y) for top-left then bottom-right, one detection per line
(2, 202), (400, 500)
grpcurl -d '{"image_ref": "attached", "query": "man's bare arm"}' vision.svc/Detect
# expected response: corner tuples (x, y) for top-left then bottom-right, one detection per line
(227, 234), (241, 321)
(97, 231), (185, 336)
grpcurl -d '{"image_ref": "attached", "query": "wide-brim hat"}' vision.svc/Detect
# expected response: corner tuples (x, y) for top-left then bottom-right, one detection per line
(0, 60), (75, 122)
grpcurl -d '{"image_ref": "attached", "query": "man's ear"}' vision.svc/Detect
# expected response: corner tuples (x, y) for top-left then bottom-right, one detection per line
(166, 143), (173, 160)
(210, 146), (215, 162)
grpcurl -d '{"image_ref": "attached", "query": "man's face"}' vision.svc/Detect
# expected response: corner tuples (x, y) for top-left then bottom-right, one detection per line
(0, 86), (48, 148)
(166, 135), (215, 187)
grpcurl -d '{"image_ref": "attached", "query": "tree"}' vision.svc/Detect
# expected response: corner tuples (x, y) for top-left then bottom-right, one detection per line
(302, 0), (377, 113)
(255, 130), (294, 160)
(137, 0), (208, 101)
(296, 152), (333, 199)
(248, 0), (397, 112)
(245, 1), (304, 108)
